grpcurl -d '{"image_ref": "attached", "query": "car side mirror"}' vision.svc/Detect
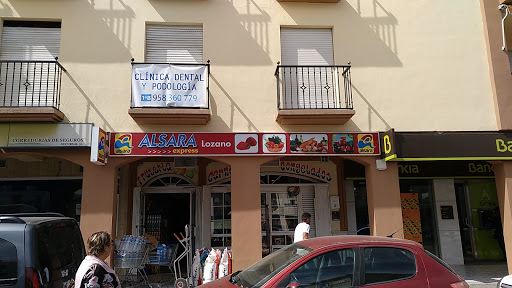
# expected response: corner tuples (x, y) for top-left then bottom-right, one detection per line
(286, 282), (300, 288)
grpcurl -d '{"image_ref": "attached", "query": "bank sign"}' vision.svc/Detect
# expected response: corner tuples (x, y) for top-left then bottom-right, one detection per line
(109, 132), (380, 156)
(131, 63), (208, 108)
(380, 129), (512, 160)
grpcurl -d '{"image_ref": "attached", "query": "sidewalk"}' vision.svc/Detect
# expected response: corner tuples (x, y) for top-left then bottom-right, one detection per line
(452, 263), (509, 288)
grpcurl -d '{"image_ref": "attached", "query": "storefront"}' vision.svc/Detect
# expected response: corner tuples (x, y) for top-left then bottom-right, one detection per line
(377, 130), (511, 265)
(0, 123), (97, 223)
(108, 131), (396, 270)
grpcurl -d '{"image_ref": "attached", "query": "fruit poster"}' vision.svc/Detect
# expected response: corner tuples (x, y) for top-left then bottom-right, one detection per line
(401, 193), (423, 243)
(109, 132), (379, 156)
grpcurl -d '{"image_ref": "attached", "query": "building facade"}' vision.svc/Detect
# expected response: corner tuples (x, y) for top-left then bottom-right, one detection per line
(0, 0), (511, 273)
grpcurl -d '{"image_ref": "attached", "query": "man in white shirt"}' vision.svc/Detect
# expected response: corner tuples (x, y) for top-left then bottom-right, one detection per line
(294, 213), (311, 243)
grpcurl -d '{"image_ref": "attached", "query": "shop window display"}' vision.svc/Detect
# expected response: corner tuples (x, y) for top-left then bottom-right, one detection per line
(211, 192), (232, 248)
(212, 191), (299, 253)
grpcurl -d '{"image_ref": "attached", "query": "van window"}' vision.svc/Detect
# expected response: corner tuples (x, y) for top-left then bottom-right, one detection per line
(36, 222), (83, 279)
(0, 238), (17, 284)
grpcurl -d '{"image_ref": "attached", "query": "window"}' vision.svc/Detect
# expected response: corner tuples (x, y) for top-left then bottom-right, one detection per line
(237, 244), (313, 288)
(279, 28), (337, 109)
(0, 180), (83, 221)
(1, 21), (61, 61)
(211, 191), (231, 248)
(0, 21), (61, 107)
(36, 223), (83, 279)
(277, 248), (355, 288)
(210, 183), (318, 251)
(363, 247), (416, 285)
(135, 25), (207, 109)
(145, 25), (203, 63)
(0, 238), (17, 284)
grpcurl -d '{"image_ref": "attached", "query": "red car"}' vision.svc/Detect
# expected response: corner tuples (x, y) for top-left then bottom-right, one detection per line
(199, 235), (468, 288)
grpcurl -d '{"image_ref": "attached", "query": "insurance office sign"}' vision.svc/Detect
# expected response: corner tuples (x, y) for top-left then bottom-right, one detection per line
(131, 63), (208, 108)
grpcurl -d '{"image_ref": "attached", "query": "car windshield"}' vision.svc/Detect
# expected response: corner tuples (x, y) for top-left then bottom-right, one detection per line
(232, 243), (313, 288)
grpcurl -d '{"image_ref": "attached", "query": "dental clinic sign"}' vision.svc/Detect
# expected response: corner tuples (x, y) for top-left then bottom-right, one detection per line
(132, 63), (208, 108)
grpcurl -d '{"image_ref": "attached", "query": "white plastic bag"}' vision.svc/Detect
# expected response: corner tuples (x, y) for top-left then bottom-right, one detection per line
(218, 248), (231, 278)
(202, 249), (220, 283)
(191, 249), (202, 287)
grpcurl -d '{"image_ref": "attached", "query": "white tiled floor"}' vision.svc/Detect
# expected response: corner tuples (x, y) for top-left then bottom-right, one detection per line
(452, 263), (509, 287)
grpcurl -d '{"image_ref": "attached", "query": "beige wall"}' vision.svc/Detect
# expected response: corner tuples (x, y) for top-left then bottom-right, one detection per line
(0, 0), (497, 133)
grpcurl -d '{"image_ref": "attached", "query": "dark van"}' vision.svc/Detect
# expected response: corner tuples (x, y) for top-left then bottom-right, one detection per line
(0, 213), (85, 288)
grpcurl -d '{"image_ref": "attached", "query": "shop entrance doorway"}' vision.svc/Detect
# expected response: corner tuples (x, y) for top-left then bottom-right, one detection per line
(132, 174), (197, 280)
(142, 190), (192, 245)
(455, 180), (505, 262)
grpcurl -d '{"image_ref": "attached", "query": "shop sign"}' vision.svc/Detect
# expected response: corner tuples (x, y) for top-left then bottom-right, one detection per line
(132, 64), (208, 108)
(136, 162), (198, 186)
(90, 127), (107, 165)
(380, 129), (396, 161)
(206, 161), (335, 184)
(0, 123), (93, 148)
(207, 164), (231, 184)
(380, 130), (512, 160)
(0, 125), (8, 147)
(279, 161), (333, 182)
(109, 132), (380, 157)
(397, 161), (494, 178)
(345, 160), (494, 179)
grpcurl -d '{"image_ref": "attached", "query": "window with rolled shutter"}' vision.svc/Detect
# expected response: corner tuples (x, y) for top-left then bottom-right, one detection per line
(0, 21), (61, 107)
(280, 28), (336, 109)
(145, 25), (203, 63)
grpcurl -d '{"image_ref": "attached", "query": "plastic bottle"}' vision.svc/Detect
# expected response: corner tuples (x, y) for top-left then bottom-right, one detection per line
(119, 236), (127, 253)
(136, 236), (143, 252)
(157, 245), (164, 263)
(126, 235), (134, 252)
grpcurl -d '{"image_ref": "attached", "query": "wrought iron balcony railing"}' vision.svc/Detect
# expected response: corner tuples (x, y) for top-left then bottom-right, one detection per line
(275, 65), (353, 110)
(0, 60), (64, 108)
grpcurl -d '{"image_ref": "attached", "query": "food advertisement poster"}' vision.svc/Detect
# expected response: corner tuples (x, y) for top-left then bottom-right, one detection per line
(109, 132), (379, 156)
(401, 193), (423, 243)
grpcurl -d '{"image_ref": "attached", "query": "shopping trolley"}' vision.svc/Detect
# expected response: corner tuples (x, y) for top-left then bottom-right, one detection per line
(115, 245), (150, 287)
(172, 225), (192, 288)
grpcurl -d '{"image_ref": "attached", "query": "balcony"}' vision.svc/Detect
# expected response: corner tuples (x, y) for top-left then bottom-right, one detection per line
(129, 62), (211, 125)
(275, 65), (355, 125)
(0, 60), (65, 122)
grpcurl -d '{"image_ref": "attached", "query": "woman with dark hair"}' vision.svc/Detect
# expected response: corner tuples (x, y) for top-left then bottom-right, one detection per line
(75, 231), (121, 288)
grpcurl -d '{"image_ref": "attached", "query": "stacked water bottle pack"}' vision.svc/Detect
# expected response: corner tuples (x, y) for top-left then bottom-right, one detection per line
(114, 235), (148, 268)
(148, 243), (173, 265)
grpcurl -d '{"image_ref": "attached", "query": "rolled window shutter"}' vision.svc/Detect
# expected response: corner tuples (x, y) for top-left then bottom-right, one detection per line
(280, 28), (334, 66)
(301, 186), (316, 238)
(0, 26), (60, 61)
(146, 25), (203, 63)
